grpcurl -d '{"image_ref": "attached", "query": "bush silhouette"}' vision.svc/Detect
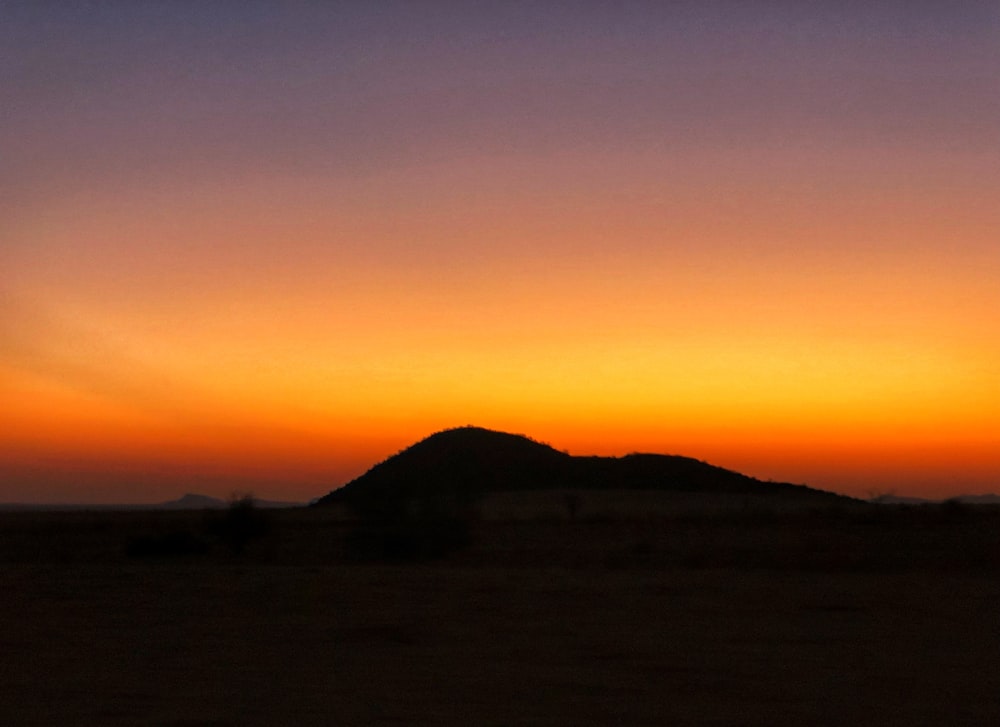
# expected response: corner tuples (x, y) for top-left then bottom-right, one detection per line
(206, 494), (271, 554)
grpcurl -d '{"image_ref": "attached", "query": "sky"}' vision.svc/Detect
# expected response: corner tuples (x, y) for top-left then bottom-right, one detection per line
(2, 1), (999, 503)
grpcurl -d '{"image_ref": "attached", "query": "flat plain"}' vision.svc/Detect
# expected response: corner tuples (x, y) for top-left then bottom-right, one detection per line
(1, 501), (998, 726)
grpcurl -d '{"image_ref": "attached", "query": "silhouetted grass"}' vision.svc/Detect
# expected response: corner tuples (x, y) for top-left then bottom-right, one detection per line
(0, 498), (998, 571)
(3, 519), (1000, 726)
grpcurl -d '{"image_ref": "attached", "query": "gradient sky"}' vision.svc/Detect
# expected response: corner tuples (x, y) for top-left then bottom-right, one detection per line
(3, 1), (999, 503)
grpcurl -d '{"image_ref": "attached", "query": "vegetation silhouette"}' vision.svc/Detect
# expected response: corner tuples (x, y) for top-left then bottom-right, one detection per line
(125, 493), (270, 559)
(205, 493), (271, 554)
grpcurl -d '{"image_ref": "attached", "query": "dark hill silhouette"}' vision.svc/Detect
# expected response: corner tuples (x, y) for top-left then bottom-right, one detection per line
(161, 493), (227, 510)
(315, 426), (851, 513)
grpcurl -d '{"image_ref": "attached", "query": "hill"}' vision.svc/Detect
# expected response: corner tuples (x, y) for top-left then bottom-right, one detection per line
(315, 426), (851, 513)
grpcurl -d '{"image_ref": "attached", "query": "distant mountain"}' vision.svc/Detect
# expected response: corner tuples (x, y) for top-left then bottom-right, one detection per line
(315, 426), (853, 513)
(870, 494), (933, 505)
(157, 493), (303, 510)
(0, 494), (303, 512)
(950, 494), (1000, 505)
(871, 494), (1000, 506)
(160, 493), (227, 509)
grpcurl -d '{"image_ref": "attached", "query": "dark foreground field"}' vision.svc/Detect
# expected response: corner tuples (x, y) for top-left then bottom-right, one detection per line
(1, 502), (999, 726)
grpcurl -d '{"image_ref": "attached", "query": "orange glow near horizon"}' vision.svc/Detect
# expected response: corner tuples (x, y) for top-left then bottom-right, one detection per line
(3, 4), (999, 503)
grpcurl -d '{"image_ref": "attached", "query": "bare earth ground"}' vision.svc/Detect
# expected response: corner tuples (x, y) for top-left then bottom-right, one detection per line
(0, 504), (998, 726)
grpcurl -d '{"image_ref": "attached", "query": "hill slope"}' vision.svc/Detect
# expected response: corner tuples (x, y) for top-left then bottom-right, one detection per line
(315, 426), (849, 512)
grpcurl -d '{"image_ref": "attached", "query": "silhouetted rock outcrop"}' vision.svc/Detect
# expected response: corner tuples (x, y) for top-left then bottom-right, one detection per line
(315, 426), (850, 513)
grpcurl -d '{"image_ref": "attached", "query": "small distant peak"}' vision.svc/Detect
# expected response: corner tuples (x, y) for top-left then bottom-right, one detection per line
(161, 493), (226, 509)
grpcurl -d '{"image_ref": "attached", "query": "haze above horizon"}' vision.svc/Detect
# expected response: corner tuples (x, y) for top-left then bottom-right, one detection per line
(3, 2), (998, 503)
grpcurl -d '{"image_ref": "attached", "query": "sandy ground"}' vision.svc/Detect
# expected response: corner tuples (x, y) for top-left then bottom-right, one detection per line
(0, 507), (998, 725)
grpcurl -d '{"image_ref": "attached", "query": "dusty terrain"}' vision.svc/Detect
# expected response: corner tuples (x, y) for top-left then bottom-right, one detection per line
(1, 502), (998, 726)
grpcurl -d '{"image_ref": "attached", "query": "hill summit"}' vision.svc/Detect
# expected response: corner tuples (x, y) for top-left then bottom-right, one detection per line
(314, 426), (848, 511)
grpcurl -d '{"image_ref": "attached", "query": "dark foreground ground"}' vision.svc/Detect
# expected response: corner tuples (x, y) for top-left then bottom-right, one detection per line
(1, 501), (999, 726)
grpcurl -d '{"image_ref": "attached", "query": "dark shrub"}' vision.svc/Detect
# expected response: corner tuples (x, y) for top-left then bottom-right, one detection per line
(206, 494), (271, 554)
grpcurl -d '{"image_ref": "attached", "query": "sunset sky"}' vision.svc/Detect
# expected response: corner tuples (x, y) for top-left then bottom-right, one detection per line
(3, 2), (998, 503)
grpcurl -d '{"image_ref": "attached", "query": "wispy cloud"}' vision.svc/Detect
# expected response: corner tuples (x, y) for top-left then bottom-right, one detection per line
(0, 289), (202, 421)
